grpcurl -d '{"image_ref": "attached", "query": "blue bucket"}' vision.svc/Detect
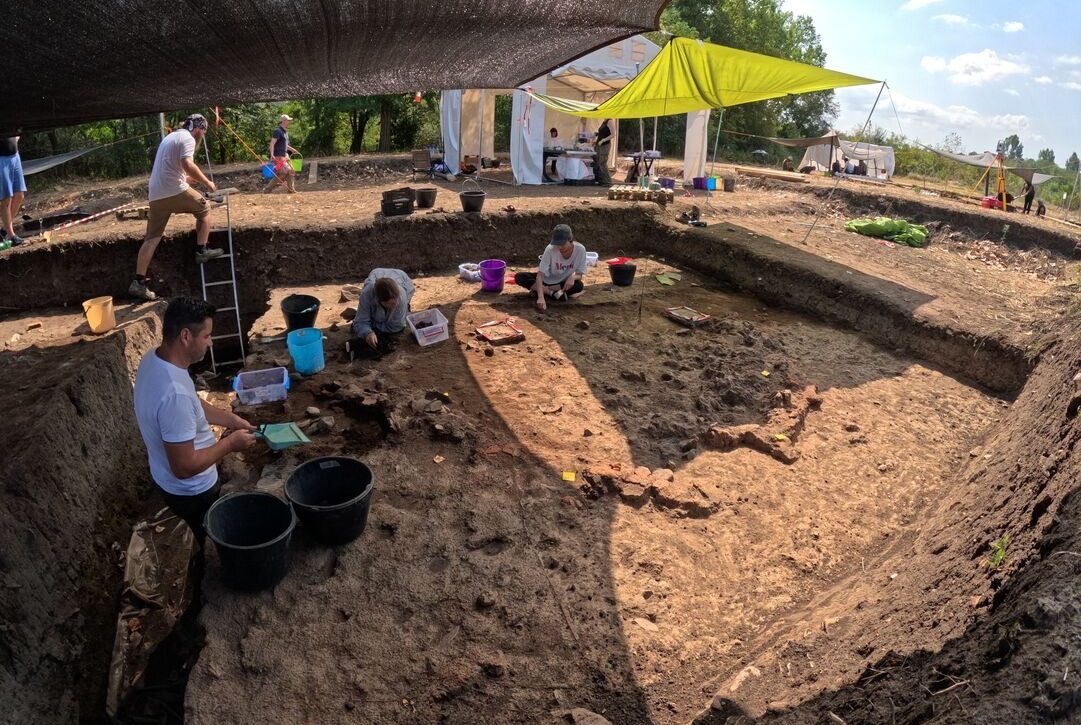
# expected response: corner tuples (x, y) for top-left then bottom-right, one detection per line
(287, 328), (325, 375)
(260, 163), (275, 180)
(706, 177), (717, 191)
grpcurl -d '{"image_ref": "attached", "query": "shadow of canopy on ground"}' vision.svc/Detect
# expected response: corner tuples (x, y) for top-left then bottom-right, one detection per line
(189, 293), (658, 724)
(477, 256), (961, 472)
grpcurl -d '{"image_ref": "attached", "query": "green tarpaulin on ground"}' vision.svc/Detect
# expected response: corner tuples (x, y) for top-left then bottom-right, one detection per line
(845, 217), (930, 248)
(525, 37), (878, 119)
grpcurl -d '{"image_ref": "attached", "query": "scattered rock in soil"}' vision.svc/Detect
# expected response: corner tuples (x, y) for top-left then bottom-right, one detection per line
(305, 406), (321, 416)
(576, 320), (590, 330)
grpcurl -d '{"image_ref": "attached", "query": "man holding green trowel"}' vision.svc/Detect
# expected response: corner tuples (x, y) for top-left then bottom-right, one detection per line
(134, 297), (256, 541)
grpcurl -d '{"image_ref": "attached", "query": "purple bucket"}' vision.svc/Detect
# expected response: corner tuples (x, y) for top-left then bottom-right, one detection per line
(692, 177), (707, 190)
(659, 177), (676, 190)
(479, 259), (506, 293)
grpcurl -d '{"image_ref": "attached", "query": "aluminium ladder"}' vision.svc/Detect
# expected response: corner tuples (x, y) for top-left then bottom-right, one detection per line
(199, 188), (245, 372)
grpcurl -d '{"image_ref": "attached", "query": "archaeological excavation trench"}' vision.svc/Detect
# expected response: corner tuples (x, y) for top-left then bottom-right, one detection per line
(2, 192), (1079, 725)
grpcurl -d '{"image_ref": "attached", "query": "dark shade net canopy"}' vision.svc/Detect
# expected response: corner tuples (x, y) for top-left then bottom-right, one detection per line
(6, 0), (668, 134)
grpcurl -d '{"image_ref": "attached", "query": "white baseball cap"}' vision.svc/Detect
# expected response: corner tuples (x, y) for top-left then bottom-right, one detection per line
(279, 114), (293, 122)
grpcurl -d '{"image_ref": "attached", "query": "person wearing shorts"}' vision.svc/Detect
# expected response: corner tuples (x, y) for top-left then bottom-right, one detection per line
(129, 114), (222, 301)
(0, 135), (27, 247)
(265, 114), (299, 193)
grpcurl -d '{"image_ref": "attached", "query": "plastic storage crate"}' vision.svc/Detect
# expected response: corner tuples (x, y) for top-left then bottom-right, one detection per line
(406, 309), (450, 347)
(233, 367), (290, 405)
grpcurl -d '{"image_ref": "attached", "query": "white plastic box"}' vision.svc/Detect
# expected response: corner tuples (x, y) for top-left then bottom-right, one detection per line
(233, 366), (290, 405)
(406, 309), (450, 346)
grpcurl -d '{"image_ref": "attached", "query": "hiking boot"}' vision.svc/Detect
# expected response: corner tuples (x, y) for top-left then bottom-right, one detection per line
(129, 278), (157, 301)
(195, 246), (225, 263)
(8, 234), (25, 246)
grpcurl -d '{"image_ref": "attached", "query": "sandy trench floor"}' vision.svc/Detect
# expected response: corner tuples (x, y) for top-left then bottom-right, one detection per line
(185, 259), (1004, 724)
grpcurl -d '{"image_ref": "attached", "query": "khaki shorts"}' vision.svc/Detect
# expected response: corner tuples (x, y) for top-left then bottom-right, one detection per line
(146, 188), (210, 239)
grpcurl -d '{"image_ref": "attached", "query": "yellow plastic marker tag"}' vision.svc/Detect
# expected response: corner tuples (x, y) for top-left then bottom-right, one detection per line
(562, 471), (576, 482)
(761, 370), (771, 377)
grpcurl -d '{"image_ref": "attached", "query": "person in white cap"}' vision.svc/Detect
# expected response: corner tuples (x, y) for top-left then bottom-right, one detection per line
(129, 114), (222, 301)
(266, 114), (300, 193)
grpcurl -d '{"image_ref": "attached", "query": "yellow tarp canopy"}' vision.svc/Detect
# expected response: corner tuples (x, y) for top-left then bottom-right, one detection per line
(527, 37), (878, 119)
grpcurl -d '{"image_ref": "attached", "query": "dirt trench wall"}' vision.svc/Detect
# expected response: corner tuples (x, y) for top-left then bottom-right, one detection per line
(656, 220), (1029, 393)
(698, 317), (1081, 724)
(815, 184), (1081, 259)
(0, 311), (161, 724)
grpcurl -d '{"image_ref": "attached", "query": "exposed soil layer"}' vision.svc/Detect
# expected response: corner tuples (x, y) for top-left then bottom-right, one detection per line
(186, 271), (1000, 724)
(0, 307), (161, 724)
(694, 315), (1081, 725)
(1, 167), (1080, 723)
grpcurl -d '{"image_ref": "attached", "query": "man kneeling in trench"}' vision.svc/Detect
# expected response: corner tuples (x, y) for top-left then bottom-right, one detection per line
(133, 297), (256, 541)
(346, 268), (415, 359)
(515, 223), (587, 311)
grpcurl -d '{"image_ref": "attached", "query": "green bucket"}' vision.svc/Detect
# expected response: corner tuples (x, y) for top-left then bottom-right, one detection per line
(290, 156), (303, 172)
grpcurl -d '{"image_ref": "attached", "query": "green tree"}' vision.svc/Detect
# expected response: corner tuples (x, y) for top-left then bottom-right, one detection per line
(1067, 151), (1080, 172)
(666, 0), (838, 145)
(1001, 134), (1023, 160)
(1038, 147), (1056, 164)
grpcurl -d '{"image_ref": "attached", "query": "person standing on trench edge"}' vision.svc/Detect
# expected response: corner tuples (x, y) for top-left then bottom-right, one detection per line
(129, 114), (223, 301)
(133, 297), (256, 543)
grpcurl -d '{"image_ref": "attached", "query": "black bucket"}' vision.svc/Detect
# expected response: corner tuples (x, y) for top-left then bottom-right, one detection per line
(723, 176), (735, 192)
(285, 457), (375, 545)
(281, 294), (320, 332)
(415, 187), (437, 208)
(204, 492), (296, 591)
(459, 190), (486, 213)
(609, 263), (637, 286)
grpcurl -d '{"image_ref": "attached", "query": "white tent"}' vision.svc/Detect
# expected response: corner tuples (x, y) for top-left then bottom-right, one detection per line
(777, 133), (895, 178)
(441, 35), (662, 184)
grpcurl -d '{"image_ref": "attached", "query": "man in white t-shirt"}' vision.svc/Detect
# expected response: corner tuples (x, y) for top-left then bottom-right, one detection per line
(133, 297), (255, 541)
(514, 224), (588, 311)
(129, 114), (224, 301)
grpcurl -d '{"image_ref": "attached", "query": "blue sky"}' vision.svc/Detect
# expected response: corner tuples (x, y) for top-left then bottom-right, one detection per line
(782, 0), (1079, 161)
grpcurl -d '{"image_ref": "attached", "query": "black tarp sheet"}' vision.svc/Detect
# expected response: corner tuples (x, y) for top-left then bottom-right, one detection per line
(7, 1), (667, 133)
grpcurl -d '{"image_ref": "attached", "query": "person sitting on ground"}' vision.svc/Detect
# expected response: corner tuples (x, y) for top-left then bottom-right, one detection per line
(781, 157), (794, 172)
(1021, 180), (1036, 214)
(857, 159), (867, 176)
(830, 159), (842, 174)
(347, 268), (415, 357)
(515, 224), (587, 312)
(265, 114), (299, 194)
(130, 114), (222, 301)
(133, 297), (255, 543)
(1036, 200), (1047, 217)
(0, 133), (27, 247)
(844, 156), (855, 174)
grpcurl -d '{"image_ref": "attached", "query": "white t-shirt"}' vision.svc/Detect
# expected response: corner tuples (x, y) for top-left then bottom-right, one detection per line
(148, 129), (196, 202)
(539, 241), (588, 285)
(133, 349), (218, 495)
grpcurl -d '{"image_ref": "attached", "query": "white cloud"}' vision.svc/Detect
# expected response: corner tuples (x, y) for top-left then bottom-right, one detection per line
(901, 0), (946, 9)
(932, 14), (969, 25)
(1056, 55), (1081, 66)
(1062, 82), (1081, 92)
(1004, 88), (1020, 96)
(1034, 75), (1053, 84)
(886, 89), (1031, 133)
(921, 56), (947, 72)
(919, 48), (1030, 85)
(1002, 21), (1023, 32)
